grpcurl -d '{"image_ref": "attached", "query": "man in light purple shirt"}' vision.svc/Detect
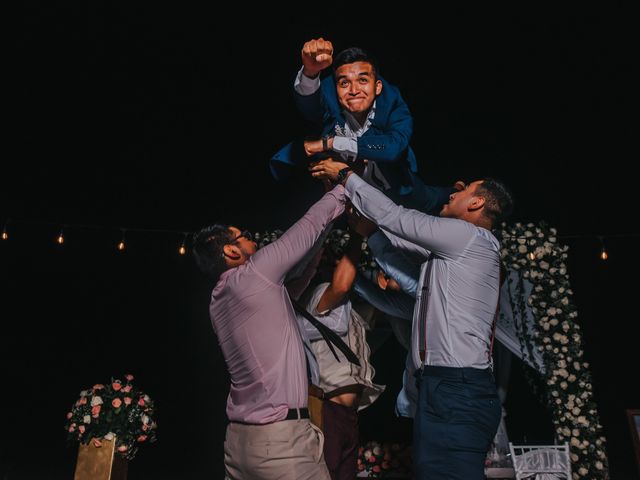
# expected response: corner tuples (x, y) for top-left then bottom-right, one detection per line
(192, 186), (346, 480)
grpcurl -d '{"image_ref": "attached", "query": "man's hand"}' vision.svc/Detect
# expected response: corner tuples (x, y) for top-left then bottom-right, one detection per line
(304, 139), (323, 157)
(454, 180), (466, 191)
(301, 38), (333, 79)
(309, 158), (350, 182)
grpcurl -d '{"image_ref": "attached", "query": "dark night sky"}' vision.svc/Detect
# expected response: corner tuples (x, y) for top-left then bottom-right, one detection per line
(3, 4), (639, 479)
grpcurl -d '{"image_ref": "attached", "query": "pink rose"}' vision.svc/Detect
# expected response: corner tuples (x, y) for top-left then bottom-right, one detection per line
(66, 412), (73, 419)
(137, 435), (147, 442)
(368, 455), (377, 463)
(124, 397), (132, 406)
(122, 385), (132, 393)
(125, 374), (134, 381)
(142, 424), (149, 431)
(138, 398), (145, 407)
(372, 465), (381, 473)
(93, 438), (102, 447)
(93, 384), (104, 390)
(79, 425), (85, 434)
(91, 405), (101, 418)
(112, 382), (122, 391)
(112, 398), (122, 409)
(79, 397), (87, 405)
(68, 424), (76, 433)
(117, 445), (128, 452)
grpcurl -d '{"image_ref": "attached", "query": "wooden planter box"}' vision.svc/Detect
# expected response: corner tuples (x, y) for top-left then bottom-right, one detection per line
(74, 438), (128, 480)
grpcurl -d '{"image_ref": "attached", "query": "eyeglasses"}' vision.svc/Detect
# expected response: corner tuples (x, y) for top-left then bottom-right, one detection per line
(230, 230), (253, 244)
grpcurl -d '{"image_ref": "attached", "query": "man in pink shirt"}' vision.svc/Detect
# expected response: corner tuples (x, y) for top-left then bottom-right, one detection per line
(192, 186), (346, 480)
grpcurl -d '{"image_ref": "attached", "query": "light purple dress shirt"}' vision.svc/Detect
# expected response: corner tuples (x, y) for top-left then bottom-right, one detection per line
(209, 186), (345, 424)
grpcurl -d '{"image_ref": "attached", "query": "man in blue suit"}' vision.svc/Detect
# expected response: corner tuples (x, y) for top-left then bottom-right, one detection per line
(271, 38), (453, 214)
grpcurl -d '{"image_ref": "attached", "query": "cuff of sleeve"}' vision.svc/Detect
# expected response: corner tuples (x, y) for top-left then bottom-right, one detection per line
(367, 230), (387, 253)
(332, 136), (358, 159)
(294, 66), (321, 95)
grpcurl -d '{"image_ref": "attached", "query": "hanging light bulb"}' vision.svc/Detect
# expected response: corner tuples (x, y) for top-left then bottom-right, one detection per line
(598, 237), (608, 261)
(57, 228), (65, 245)
(117, 229), (126, 251)
(527, 251), (535, 261)
(1, 224), (7, 240)
(178, 233), (187, 255)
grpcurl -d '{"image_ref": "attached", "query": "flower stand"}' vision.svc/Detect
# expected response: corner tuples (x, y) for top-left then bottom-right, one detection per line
(74, 438), (128, 480)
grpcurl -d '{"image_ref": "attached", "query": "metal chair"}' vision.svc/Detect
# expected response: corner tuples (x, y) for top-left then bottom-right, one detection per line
(508, 442), (571, 480)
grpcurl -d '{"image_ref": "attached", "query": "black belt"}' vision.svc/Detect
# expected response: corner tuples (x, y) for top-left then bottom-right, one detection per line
(285, 407), (309, 420)
(419, 365), (493, 380)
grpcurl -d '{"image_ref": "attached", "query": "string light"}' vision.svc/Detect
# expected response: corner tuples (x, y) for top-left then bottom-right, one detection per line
(1, 223), (8, 241)
(527, 252), (536, 260)
(117, 229), (127, 252)
(57, 228), (65, 245)
(178, 233), (188, 256)
(599, 237), (608, 261)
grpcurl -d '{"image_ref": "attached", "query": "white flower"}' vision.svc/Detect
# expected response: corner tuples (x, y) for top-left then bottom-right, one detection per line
(83, 415), (91, 424)
(595, 461), (603, 470)
(104, 432), (115, 440)
(91, 396), (103, 407)
(578, 467), (588, 475)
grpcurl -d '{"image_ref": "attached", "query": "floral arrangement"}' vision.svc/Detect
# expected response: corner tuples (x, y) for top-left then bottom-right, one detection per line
(357, 441), (411, 478)
(65, 374), (157, 460)
(497, 222), (609, 479)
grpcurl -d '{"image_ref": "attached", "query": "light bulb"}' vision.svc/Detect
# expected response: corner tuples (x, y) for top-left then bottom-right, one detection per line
(1, 230), (7, 240)
(118, 241), (126, 251)
(57, 231), (65, 244)
(527, 252), (535, 260)
(179, 245), (186, 255)
(600, 248), (608, 261)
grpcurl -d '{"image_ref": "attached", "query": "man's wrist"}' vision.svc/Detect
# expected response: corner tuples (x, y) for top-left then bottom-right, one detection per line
(337, 167), (352, 185)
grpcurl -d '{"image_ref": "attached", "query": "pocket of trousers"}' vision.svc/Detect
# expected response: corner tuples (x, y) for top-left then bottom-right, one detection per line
(308, 421), (325, 463)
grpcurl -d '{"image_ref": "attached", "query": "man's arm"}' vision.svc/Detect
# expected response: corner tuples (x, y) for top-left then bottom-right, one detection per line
(250, 186), (345, 284)
(368, 231), (422, 297)
(315, 229), (363, 313)
(294, 38), (333, 125)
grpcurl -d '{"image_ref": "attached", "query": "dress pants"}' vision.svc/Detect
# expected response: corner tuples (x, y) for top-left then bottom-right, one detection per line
(413, 365), (501, 480)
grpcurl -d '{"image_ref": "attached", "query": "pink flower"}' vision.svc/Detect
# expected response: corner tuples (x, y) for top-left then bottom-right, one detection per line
(368, 455), (377, 463)
(93, 438), (102, 448)
(138, 398), (145, 407)
(142, 424), (149, 431)
(112, 381), (122, 391)
(117, 445), (128, 452)
(68, 424), (76, 433)
(372, 465), (381, 473)
(66, 412), (73, 419)
(122, 385), (132, 393)
(79, 425), (85, 434)
(137, 435), (147, 442)
(125, 374), (134, 382)
(112, 398), (122, 409)
(93, 384), (104, 390)
(91, 405), (101, 418)
(124, 397), (132, 406)
(79, 397), (87, 405)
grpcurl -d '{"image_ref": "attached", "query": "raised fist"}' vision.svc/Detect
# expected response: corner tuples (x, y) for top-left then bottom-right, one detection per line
(301, 37), (333, 79)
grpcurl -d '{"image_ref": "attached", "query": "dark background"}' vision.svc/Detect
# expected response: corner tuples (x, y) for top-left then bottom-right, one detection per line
(3, 4), (639, 479)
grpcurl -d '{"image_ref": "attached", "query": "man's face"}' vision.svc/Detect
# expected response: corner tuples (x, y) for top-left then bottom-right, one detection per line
(335, 61), (382, 115)
(228, 226), (257, 258)
(440, 180), (484, 219)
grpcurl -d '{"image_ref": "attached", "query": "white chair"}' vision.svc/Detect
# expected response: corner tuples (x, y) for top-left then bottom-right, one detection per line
(508, 442), (571, 480)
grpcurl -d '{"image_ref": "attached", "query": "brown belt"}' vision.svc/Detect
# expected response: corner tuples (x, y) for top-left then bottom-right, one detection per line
(308, 383), (325, 399)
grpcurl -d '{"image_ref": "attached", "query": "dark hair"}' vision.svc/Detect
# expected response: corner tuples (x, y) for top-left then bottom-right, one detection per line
(192, 224), (234, 281)
(476, 178), (514, 226)
(333, 47), (379, 79)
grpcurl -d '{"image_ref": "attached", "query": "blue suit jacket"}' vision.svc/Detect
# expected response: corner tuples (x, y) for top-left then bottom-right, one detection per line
(271, 74), (452, 214)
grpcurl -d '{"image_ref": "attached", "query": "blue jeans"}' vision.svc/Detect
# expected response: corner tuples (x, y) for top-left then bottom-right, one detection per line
(413, 366), (501, 480)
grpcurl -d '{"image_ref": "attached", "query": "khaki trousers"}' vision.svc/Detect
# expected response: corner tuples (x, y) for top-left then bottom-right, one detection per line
(224, 418), (330, 480)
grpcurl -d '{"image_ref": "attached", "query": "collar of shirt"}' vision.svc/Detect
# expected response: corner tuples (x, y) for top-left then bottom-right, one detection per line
(342, 100), (377, 137)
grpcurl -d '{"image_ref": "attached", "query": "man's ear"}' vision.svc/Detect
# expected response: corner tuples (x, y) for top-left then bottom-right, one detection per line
(468, 195), (486, 212)
(375, 79), (382, 96)
(223, 244), (241, 261)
